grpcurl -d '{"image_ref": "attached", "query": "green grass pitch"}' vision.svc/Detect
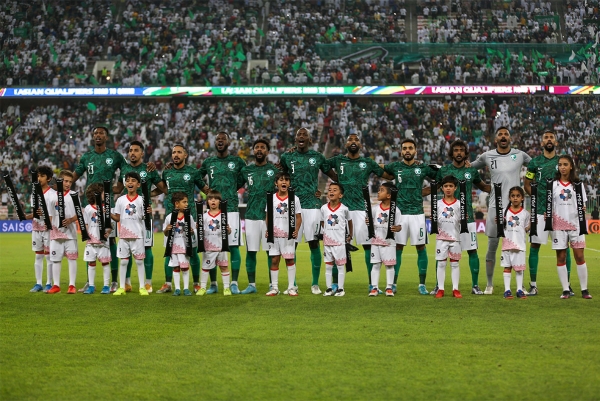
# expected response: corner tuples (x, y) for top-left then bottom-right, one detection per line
(1, 233), (599, 400)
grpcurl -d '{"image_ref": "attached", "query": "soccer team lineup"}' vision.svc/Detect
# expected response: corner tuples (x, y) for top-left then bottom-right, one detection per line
(7, 125), (593, 300)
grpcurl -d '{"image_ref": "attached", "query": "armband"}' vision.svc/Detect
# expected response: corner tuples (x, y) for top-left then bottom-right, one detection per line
(525, 171), (535, 180)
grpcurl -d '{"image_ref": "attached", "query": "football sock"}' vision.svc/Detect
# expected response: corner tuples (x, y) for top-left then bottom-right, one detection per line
(468, 252), (480, 287)
(337, 265), (346, 289)
(385, 265), (394, 288)
(52, 262), (61, 287)
(486, 237), (499, 287)
(417, 248), (428, 285)
(119, 259), (128, 289)
(164, 257), (173, 283)
(222, 271), (231, 289)
(200, 269), (210, 288)
(246, 251), (257, 284)
(503, 271), (511, 292)
(577, 263), (588, 290)
(136, 259), (145, 289)
(126, 257), (132, 279)
(528, 246), (539, 283)
(566, 248), (572, 280)
(287, 264), (296, 289)
(516, 270), (524, 292)
(68, 259), (77, 287)
(270, 268), (279, 290)
(182, 269), (189, 290)
(110, 241), (118, 281)
(310, 247), (322, 286)
(126, 277), (131, 286)
(394, 249), (403, 284)
(34, 253), (44, 285)
(451, 261), (460, 290)
(45, 255), (52, 285)
(102, 264), (110, 286)
(230, 246), (241, 282)
(190, 250), (200, 283)
(437, 260), (447, 291)
(88, 263), (96, 287)
(557, 264), (569, 291)
(325, 263), (333, 289)
(210, 268), (217, 284)
(531, 281), (537, 287)
(332, 266), (338, 285)
(364, 249), (373, 285)
(173, 271), (181, 290)
(144, 248), (154, 280)
(267, 254), (273, 284)
(371, 263), (381, 289)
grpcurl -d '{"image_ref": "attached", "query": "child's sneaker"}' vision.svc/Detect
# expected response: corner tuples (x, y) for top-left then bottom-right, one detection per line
(183, 289), (192, 296)
(67, 285), (77, 294)
(435, 289), (445, 298)
(560, 290), (570, 299)
(287, 288), (298, 296)
(369, 285), (383, 294)
(47, 285), (60, 294)
(516, 289), (527, 299)
(172, 289), (181, 296)
(223, 288), (232, 296)
(452, 290), (462, 298)
(113, 288), (126, 296)
(30, 284), (43, 293)
(78, 282), (89, 293)
(369, 288), (379, 297)
(385, 288), (394, 297)
(100, 286), (110, 294)
(582, 290), (592, 299)
(196, 288), (207, 296)
(323, 288), (334, 297)
(83, 286), (95, 295)
(265, 288), (279, 296)
(156, 283), (172, 294)
(43, 284), (52, 293)
(145, 284), (153, 293)
(334, 288), (345, 297)
(139, 287), (149, 296)
(503, 290), (513, 299)
(206, 284), (218, 294)
(283, 286), (298, 295)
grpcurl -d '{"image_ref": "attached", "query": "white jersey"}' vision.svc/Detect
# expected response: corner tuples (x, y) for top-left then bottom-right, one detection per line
(320, 202), (350, 247)
(203, 210), (228, 251)
(31, 187), (56, 232)
(436, 198), (461, 242)
(265, 193), (302, 238)
(552, 180), (586, 231)
(163, 213), (197, 254)
(370, 203), (402, 246)
(48, 190), (77, 240)
(471, 148), (531, 209)
(83, 204), (104, 244)
(114, 194), (145, 239)
(502, 207), (530, 251)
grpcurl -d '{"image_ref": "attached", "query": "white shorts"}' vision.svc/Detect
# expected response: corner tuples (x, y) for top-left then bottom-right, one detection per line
(83, 244), (112, 264)
(117, 238), (145, 260)
(144, 220), (154, 247)
(169, 253), (190, 269)
(436, 240), (462, 261)
(269, 237), (296, 260)
(349, 210), (370, 245)
(324, 245), (347, 266)
(370, 244), (396, 266)
(395, 214), (427, 246)
(228, 212), (243, 246)
(245, 219), (268, 251)
(203, 251), (228, 270)
(32, 231), (50, 253)
(530, 215), (552, 245)
(500, 250), (526, 271)
(552, 231), (586, 250)
(297, 208), (321, 243)
(459, 222), (478, 251)
(49, 239), (79, 262)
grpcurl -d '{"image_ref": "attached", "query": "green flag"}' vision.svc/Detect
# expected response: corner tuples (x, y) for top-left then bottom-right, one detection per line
(131, 18), (137, 28)
(90, 75), (99, 85)
(3, 56), (10, 69)
(188, 10), (194, 19)
(184, 69), (191, 81)
(138, 64), (146, 73)
(171, 49), (182, 63)
(236, 51), (246, 61)
(31, 53), (37, 67)
(141, 46), (148, 56)
(49, 42), (58, 62)
(292, 61), (301, 71)
(232, 61), (242, 69)
(204, 78), (211, 86)
(114, 59), (121, 69)
(474, 55), (480, 65)
(257, 28), (264, 37)
(233, 68), (241, 83)
(518, 51), (523, 65)
(226, 41), (233, 49)
(545, 60), (554, 69)
(148, 50), (155, 62)
(505, 49), (511, 61)
(87, 102), (97, 111)
(486, 58), (492, 69)
(504, 57), (511, 75)
(236, 43), (243, 53)
(76, 74), (86, 79)
(194, 63), (202, 74)
(127, 128), (133, 137)
(159, 74), (167, 85)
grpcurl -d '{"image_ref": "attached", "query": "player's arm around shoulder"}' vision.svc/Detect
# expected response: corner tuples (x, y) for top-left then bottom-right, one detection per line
(469, 152), (487, 169)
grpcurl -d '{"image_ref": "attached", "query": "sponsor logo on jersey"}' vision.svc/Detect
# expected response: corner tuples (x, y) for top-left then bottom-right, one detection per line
(442, 207), (454, 218)
(510, 154), (517, 161)
(125, 204), (137, 215)
(175, 221), (184, 233)
(183, 174), (191, 181)
(507, 215), (520, 227)
(327, 214), (339, 226)
(414, 168), (422, 175)
(140, 171), (147, 178)
(228, 162), (235, 170)
(464, 172), (472, 180)
(91, 212), (98, 223)
(377, 212), (388, 224)
(559, 188), (572, 201)
(267, 169), (274, 176)
(309, 157), (316, 166)
(359, 162), (367, 169)
(276, 202), (288, 214)
(106, 158), (114, 165)
(208, 219), (220, 231)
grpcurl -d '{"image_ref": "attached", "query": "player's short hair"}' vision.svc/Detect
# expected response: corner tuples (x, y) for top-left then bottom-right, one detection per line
(206, 190), (222, 201)
(495, 126), (510, 135)
(440, 175), (458, 187)
(401, 138), (417, 148)
(36, 166), (53, 179)
(542, 130), (556, 137)
(328, 182), (344, 194)
(347, 132), (361, 140)
(274, 171), (291, 182)
(124, 171), (141, 183)
(172, 142), (187, 152)
(253, 138), (270, 151)
(296, 127), (310, 136)
(216, 131), (230, 139)
(130, 140), (144, 150)
(448, 139), (468, 159)
(171, 191), (188, 205)
(59, 170), (74, 179)
(381, 181), (396, 195)
(555, 155), (579, 182)
(92, 125), (109, 135)
(86, 183), (104, 205)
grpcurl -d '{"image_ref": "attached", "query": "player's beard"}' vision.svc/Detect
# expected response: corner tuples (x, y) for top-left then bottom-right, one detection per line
(544, 142), (555, 152)
(453, 154), (465, 164)
(347, 143), (360, 155)
(173, 158), (184, 168)
(255, 153), (266, 163)
(402, 152), (415, 161)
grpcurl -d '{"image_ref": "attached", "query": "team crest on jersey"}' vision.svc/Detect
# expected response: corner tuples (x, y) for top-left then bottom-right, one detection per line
(510, 154), (517, 161)
(228, 162), (235, 170)
(106, 158), (114, 165)
(377, 212), (388, 224)
(276, 203), (288, 214)
(442, 207), (454, 218)
(91, 212), (98, 223)
(507, 215), (520, 227)
(414, 168), (422, 175)
(309, 157), (316, 166)
(183, 173), (191, 181)
(140, 171), (147, 178)
(359, 162), (367, 169)
(559, 189), (572, 200)
(464, 172), (472, 180)
(267, 169), (274, 177)
(327, 214), (339, 226)
(175, 221), (184, 233)
(125, 204), (137, 215)
(208, 219), (220, 231)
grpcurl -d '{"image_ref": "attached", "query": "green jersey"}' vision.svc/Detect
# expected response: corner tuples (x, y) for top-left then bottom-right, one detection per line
(75, 148), (126, 205)
(119, 162), (162, 196)
(240, 163), (277, 220)
(436, 164), (482, 223)
(525, 154), (559, 214)
(198, 155), (245, 212)
(328, 155), (384, 211)
(162, 165), (206, 217)
(280, 150), (330, 210)
(384, 161), (436, 215)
